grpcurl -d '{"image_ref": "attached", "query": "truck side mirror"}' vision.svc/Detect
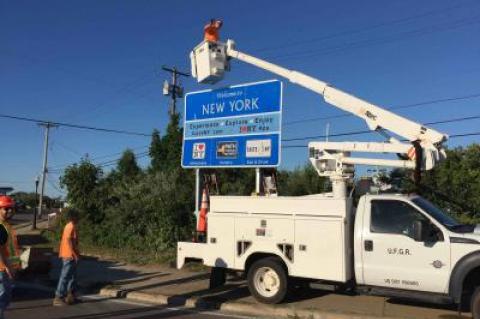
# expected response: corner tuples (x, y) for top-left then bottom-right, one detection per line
(413, 220), (424, 242)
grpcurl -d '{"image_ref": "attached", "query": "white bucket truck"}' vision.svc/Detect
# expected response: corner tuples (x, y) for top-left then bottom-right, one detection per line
(178, 38), (480, 317)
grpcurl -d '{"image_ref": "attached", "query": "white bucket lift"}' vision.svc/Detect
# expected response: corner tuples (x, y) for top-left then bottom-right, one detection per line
(190, 41), (230, 84)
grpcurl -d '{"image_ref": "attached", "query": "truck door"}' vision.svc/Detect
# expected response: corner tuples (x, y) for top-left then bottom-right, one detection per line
(361, 199), (450, 293)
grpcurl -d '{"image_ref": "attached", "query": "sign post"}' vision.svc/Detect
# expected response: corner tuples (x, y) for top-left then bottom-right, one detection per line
(182, 80), (282, 169)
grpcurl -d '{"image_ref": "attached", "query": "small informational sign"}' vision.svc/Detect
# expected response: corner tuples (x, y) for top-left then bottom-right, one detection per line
(246, 139), (272, 158)
(182, 80), (282, 168)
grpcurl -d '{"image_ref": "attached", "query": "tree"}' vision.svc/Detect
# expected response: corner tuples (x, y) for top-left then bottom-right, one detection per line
(149, 113), (183, 172)
(162, 113), (183, 171)
(419, 145), (480, 216)
(117, 149), (140, 178)
(277, 165), (329, 196)
(387, 144), (480, 219)
(60, 159), (103, 222)
(11, 191), (41, 208)
(149, 129), (163, 172)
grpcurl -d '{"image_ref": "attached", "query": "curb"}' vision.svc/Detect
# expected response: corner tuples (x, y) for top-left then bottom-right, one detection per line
(99, 287), (397, 319)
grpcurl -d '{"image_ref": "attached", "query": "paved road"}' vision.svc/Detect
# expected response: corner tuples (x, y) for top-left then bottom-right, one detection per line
(6, 286), (253, 319)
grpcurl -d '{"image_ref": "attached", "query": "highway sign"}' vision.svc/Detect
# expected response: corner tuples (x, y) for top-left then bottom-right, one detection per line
(182, 80), (282, 168)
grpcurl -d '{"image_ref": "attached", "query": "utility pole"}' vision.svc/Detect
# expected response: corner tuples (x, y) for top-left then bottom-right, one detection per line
(32, 175), (39, 230)
(38, 122), (57, 219)
(162, 65), (189, 115)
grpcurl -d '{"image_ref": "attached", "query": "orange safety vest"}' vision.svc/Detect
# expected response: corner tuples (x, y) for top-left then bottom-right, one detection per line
(59, 221), (79, 259)
(204, 23), (220, 42)
(0, 222), (21, 271)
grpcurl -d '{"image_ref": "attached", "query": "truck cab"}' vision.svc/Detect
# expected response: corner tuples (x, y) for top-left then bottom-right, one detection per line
(355, 194), (480, 306)
(357, 195), (455, 292)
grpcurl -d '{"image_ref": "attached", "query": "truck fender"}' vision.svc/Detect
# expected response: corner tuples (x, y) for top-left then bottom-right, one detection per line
(449, 250), (480, 303)
(243, 252), (291, 274)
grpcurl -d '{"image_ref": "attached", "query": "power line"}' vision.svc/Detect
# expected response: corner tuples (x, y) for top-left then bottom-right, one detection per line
(425, 115), (480, 126)
(282, 114), (480, 142)
(48, 145), (149, 170)
(54, 141), (84, 157)
(97, 152), (150, 169)
(0, 113), (151, 137)
(450, 132), (480, 138)
(47, 178), (65, 195)
(47, 113), (480, 172)
(283, 92), (480, 126)
(267, 15), (480, 62)
(67, 72), (157, 123)
(95, 151), (149, 168)
(49, 149), (151, 173)
(282, 131), (480, 149)
(283, 129), (371, 142)
(0, 181), (33, 184)
(89, 145), (149, 162)
(254, 2), (474, 53)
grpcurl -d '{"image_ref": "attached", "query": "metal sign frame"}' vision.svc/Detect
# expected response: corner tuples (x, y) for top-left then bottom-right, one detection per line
(182, 79), (282, 168)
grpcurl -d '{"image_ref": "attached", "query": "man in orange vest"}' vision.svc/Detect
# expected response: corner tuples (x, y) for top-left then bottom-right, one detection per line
(0, 195), (21, 319)
(53, 209), (80, 306)
(204, 19), (223, 42)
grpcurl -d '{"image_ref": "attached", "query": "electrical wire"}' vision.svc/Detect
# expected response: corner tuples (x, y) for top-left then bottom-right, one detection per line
(49, 149), (150, 173)
(283, 92), (480, 126)
(253, 2), (476, 53)
(0, 113), (151, 137)
(282, 131), (480, 149)
(282, 114), (480, 142)
(66, 73), (157, 123)
(48, 145), (149, 170)
(97, 152), (150, 169)
(267, 15), (480, 62)
(54, 141), (84, 157)
(47, 178), (66, 195)
(46, 112), (480, 172)
(95, 151), (150, 168)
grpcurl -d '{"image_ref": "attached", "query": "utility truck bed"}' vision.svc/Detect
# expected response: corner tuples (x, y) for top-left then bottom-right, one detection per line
(178, 194), (353, 282)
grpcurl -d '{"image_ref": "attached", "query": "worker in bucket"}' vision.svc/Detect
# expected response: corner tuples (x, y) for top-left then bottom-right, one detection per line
(0, 195), (21, 319)
(204, 19), (223, 42)
(53, 208), (80, 306)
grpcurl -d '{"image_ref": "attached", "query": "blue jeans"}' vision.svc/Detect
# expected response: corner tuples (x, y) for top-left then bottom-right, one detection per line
(0, 272), (12, 319)
(55, 259), (77, 298)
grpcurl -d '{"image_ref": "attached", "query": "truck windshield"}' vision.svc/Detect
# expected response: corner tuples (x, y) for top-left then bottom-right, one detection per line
(412, 197), (461, 228)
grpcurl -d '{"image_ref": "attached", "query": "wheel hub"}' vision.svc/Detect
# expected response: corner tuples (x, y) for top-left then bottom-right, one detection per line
(254, 267), (280, 297)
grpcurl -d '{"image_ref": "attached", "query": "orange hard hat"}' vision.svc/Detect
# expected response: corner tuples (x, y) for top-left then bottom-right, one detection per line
(0, 196), (15, 209)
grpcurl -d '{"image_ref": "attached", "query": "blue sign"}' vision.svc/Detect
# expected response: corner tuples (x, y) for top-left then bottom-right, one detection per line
(182, 80), (282, 168)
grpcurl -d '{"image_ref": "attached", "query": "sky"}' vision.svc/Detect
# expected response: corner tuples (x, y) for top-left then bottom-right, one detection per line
(1, 0), (479, 197)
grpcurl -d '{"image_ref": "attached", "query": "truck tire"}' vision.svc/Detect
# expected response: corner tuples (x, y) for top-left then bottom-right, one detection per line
(471, 287), (480, 319)
(247, 257), (288, 304)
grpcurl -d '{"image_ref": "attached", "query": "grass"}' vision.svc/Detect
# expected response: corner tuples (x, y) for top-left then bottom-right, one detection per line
(79, 243), (177, 266)
(31, 225), (208, 272)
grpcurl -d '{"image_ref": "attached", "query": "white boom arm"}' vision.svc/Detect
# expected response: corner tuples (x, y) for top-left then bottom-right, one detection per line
(190, 39), (448, 195)
(227, 42), (446, 145)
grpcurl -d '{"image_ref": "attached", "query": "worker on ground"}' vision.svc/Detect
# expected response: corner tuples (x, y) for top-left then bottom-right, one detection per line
(53, 209), (80, 306)
(0, 196), (21, 319)
(204, 19), (223, 42)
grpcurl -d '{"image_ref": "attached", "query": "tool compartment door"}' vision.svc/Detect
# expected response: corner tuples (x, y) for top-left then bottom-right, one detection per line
(205, 214), (235, 268)
(293, 218), (347, 281)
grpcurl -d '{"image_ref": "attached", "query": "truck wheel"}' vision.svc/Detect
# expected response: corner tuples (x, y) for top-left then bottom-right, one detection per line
(247, 257), (288, 304)
(471, 287), (480, 319)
